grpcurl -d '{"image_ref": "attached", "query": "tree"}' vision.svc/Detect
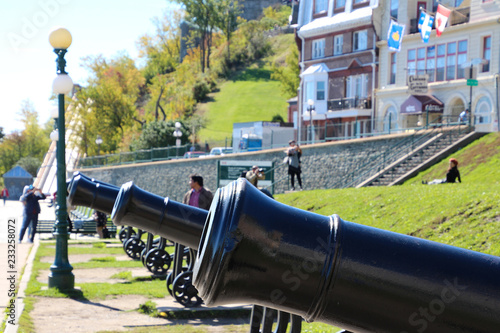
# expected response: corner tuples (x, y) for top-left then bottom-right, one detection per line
(214, 0), (241, 63)
(78, 54), (146, 153)
(271, 46), (300, 98)
(172, 0), (220, 73)
(16, 156), (40, 177)
(130, 120), (189, 150)
(137, 10), (183, 83)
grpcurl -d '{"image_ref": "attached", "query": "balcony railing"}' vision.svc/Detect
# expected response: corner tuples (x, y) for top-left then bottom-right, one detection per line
(409, 7), (470, 34)
(327, 97), (371, 111)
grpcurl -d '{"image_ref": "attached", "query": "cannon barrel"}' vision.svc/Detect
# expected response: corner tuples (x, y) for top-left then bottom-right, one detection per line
(192, 178), (500, 333)
(67, 173), (120, 215)
(92, 175), (500, 332)
(111, 181), (207, 250)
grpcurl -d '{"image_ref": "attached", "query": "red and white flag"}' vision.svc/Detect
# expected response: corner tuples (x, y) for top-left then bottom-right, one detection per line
(435, 4), (451, 37)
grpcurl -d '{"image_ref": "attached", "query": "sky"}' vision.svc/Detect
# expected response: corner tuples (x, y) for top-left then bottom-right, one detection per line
(0, 0), (180, 135)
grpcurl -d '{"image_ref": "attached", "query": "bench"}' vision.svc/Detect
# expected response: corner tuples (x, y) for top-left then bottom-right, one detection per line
(36, 206), (117, 238)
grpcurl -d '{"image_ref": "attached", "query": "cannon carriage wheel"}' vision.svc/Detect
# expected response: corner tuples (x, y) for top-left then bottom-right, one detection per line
(172, 271), (203, 307)
(144, 248), (172, 275)
(119, 226), (136, 243)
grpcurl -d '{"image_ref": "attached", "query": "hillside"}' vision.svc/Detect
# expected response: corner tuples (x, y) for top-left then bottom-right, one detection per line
(275, 132), (500, 256)
(197, 34), (295, 146)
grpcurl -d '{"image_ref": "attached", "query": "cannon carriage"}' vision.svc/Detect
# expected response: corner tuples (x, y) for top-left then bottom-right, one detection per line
(67, 172), (500, 333)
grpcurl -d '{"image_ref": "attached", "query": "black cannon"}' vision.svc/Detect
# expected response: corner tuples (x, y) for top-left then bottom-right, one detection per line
(111, 177), (500, 333)
(67, 172), (119, 215)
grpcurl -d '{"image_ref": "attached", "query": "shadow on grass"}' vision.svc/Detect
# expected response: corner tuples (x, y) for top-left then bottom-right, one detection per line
(231, 67), (272, 82)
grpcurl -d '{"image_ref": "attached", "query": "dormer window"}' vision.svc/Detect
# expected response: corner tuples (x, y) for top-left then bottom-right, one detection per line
(312, 39), (325, 59)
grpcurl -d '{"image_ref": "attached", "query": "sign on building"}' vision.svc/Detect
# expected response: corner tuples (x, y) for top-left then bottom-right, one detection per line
(407, 75), (428, 95)
(217, 160), (274, 188)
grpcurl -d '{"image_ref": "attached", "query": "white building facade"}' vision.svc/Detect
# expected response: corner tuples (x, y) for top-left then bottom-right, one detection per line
(376, 0), (500, 133)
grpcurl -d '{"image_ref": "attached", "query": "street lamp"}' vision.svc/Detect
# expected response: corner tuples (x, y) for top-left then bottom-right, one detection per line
(173, 122), (182, 157)
(461, 58), (488, 128)
(307, 99), (315, 144)
(95, 135), (103, 165)
(48, 26), (74, 291)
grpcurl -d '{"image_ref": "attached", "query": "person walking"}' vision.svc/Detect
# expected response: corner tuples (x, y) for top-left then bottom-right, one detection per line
(19, 185), (46, 243)
(1, 186), (9, 206)
(93, 210), (108, 239)
(182, 174), (214, 210)
(285, 140), (303, 191)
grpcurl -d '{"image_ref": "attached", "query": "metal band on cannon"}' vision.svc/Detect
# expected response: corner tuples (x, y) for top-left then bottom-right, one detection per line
(111, 181), (207, 250)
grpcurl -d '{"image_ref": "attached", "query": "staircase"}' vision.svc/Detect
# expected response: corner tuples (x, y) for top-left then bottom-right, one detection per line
(357, 127), (482, 187)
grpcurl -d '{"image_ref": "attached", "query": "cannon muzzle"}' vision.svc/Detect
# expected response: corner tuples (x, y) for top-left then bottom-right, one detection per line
(67, 173), (119, 215)
(111, 181), (207, 249)
(193, 178), (500, 333)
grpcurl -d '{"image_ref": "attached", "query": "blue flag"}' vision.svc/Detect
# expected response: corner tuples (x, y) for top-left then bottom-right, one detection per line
(418, 11), (434, 43)
(387, 20), (405, 52)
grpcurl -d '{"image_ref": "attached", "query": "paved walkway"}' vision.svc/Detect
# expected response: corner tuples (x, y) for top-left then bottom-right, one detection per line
(0, 200), (251, 332)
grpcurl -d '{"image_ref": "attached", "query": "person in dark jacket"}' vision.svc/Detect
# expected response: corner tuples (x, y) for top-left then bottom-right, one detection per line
(19, 185), (46, 243)
(424, 158), (461, 185)
(182, 174), (214, 210)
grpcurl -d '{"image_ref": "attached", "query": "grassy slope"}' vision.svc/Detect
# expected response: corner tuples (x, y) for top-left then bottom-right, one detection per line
(197, 34), (295, 144)
(276, 133), (500, 256)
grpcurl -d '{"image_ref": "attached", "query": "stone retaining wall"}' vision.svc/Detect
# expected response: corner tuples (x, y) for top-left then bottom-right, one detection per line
(76, 132), (422, 201)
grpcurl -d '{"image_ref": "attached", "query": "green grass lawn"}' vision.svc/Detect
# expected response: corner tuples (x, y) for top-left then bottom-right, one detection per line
(197, 34), (295, 145)
(16, 133), (500, 332)
(276, 132), (500, 256)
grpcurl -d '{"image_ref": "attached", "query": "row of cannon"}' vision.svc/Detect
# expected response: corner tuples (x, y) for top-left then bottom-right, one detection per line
(65, 172), (500, 333)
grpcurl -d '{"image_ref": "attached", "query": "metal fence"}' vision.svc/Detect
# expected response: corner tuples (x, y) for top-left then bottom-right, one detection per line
(77, 115), (475, 169)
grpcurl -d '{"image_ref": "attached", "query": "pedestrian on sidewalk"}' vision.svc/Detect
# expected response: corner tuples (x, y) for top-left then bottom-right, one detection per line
(1, 186), (9, 205)
(19, 185), (46, 243)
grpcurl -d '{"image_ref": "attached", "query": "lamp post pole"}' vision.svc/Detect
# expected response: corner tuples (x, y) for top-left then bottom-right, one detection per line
(173, 122), (182, 157)
(48, 27), (74, 290)
(96, 135), (103, 165)
(307, 99), (315, 144)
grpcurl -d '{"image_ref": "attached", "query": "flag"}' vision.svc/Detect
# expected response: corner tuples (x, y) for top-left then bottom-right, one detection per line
(418, 11), (434, 43)
(387, 20), (405, 52)
(435, 4), (451, 37)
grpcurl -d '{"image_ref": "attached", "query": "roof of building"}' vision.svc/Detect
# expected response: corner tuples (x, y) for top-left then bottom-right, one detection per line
(3, 165), (33, 179)
(298, 7), (373, 38)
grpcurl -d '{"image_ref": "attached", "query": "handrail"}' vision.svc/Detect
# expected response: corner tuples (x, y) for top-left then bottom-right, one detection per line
(339, 120), (470, 189)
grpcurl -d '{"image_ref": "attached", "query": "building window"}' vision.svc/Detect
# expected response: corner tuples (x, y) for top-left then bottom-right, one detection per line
(335, 0), (346, 9)
(334, 35), (343, 55)
(390, 53), (397, 84)
(346, 74), (367, 99)
(436, 44), (445, 81)
(390, 0), (398, 19)
(312, 39), (325, 59)
(426, 46), (436, 83)
(457, 40), (467, 78)
(407, 41), (467, 82)
(446, 42), (456, 80)
(432, 0), (439, 11)
(305, 82), (314, 104)
(407, 49), (416, 76)
(354, 0), (368, 3)
(353, 30), (367, 52)
(317, 81), (325, 100)
(417, 47), (426, 76)
(482, 36), (491, 72)
(315, 0), (327, 13)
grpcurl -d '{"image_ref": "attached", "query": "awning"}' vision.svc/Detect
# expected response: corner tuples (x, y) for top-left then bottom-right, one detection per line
(400, 95), (444, 114)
